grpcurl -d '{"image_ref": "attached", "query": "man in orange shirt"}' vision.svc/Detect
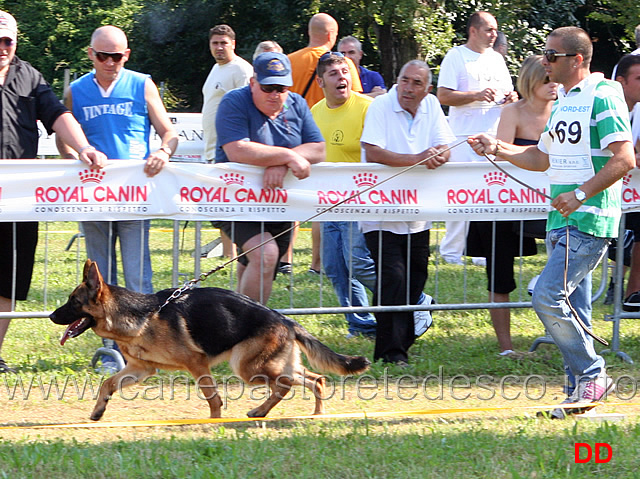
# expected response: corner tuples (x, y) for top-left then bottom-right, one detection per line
(288, 13), (362, 108)
(288, 13), (362, 275)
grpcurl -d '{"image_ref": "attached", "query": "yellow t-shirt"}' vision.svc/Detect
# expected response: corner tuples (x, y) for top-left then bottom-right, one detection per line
(288, 46), (363, 108)
(311, 92), (373, 162)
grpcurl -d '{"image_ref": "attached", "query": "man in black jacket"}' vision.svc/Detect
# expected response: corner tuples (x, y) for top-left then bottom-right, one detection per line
(0, 10), (106, 373)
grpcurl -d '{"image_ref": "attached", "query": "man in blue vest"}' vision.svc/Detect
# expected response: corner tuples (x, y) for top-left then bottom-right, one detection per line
(57, 25), (178, 373)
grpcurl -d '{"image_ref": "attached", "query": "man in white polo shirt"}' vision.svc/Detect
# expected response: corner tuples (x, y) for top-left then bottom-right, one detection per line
(360, 60), (455, 365)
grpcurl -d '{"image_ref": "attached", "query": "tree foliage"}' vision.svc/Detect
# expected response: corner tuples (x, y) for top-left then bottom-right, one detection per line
(0, 0), (142, 94)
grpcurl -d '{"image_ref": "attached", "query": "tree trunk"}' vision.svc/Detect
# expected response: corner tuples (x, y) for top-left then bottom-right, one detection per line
(375, 22), (420, 87)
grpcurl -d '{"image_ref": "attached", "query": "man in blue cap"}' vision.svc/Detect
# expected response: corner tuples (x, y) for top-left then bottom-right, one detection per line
(215, 52), (325, 304)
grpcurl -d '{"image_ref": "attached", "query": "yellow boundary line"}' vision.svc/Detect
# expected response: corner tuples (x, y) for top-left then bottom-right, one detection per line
(1, 402), (638, 430)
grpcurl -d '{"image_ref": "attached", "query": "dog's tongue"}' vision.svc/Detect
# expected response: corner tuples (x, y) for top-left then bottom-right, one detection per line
(60, 318), (88, 346)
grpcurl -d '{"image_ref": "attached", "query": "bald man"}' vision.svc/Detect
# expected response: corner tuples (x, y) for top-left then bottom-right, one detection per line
(57, 25), (178, 373)
(287, 13), (364, 275)
(288, 13), (362, 108)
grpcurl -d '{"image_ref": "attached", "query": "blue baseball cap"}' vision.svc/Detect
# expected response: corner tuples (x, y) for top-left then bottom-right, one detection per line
(253, 52), (293, 86)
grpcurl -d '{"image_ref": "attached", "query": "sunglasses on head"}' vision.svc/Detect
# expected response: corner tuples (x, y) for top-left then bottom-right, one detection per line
(543, 49), (577, 63)
(91, 47), (126, 63)
(259, 84), (288, 94)
(0, 37), (14, 48)
(319, 51), (345, 62)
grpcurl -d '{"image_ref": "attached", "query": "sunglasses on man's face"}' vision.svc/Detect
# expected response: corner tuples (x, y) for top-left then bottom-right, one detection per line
(91, 47), (126, 63)
(543, 49), (578, 63)
(0, 37), (14, 48)
(259, 84), (288, 94)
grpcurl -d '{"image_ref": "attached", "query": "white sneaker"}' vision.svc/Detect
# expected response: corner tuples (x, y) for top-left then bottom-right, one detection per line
(442, 256), (464, 265)
(527, 275), (540, 296)
(471, 257), (486, 266)
(545, 374), (614, 419)
(414, 293), (434, 338)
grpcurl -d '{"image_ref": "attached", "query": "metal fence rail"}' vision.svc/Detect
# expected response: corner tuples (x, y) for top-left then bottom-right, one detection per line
(3, 220), (610, 333)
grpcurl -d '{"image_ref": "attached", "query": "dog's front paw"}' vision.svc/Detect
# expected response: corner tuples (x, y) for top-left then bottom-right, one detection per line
(89, 410), (104, 421)
(90, 402), (107, 421)
(246, 407), (267, 418)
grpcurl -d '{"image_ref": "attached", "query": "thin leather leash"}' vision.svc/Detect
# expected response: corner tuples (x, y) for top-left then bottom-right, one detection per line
(158, 139), (469, 311)
(483, 152), (608, 346)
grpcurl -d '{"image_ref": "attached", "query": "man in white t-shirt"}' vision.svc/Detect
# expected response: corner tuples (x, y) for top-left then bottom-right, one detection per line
(360, 60), (455, 366)
(437, 11), (518, 264)
(202, 24), (253, 162)
(201, 24), (253, 258)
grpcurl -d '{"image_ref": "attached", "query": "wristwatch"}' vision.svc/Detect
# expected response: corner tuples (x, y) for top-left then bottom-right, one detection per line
(574, 187), (587, 203)
(159, 146), (172, 158)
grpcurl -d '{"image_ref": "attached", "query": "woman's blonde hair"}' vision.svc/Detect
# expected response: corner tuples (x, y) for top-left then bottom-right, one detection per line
(516, 55), (548, 101)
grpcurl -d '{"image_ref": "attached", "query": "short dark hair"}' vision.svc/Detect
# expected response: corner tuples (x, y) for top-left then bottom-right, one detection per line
(209, 24), (235, 40)
(316, 52), (348, 78)
(616, 54), (640, 80)
(548, 26), (592, 68)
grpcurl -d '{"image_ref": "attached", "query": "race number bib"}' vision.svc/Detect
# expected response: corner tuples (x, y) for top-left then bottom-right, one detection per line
(542, 82), (597, 185)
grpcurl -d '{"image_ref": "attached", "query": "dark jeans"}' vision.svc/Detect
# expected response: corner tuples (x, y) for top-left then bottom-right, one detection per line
(365, 229), (430, 363)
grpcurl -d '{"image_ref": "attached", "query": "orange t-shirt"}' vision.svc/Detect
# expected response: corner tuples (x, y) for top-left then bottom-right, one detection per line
(288, 46), (363, 108)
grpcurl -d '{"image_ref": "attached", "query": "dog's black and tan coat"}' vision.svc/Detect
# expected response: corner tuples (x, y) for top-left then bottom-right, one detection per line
(50, 260), (370, 421)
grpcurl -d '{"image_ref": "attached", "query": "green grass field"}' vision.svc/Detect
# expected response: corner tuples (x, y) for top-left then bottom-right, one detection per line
(1, 221), (640, 478)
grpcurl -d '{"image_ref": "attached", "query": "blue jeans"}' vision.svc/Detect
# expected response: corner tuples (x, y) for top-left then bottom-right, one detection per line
(532, 226), (608, 381)
(322, 222), (377, 335)
(82, 220), (153, 294)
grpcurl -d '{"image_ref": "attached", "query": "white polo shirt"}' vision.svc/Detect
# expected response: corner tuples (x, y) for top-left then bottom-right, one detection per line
(359, 86), (456, 234)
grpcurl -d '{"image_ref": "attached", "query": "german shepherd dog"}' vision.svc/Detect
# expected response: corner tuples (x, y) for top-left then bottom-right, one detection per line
(50, 260), (370, 421)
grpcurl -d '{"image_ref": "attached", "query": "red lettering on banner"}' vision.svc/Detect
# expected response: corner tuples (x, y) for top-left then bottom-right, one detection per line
(35, 185), (146, 203)
(449, 187), (547, 205)
(317, 191), (366, 205)
(622, 188), (640, 203)
(368, 189), (418, 205)
(574, 443), (612, 464)
(179, 186), (230, 203)
(446, 189), (493, 204)
(235, 188), (287, 203)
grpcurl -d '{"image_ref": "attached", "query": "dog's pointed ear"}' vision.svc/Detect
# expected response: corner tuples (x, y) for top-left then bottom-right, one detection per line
(82, 259), (92, 280)
(85, 261), (104, 293)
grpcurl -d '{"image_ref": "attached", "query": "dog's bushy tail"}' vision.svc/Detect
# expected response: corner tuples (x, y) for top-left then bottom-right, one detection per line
(292, 322), (370, 375)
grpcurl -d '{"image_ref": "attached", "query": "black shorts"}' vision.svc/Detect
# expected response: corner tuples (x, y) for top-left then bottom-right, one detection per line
(0, 222), (38, 300)
(625, 212), (640, 242)
(467, 220), (538, 294)
(218, 221), (292, 267)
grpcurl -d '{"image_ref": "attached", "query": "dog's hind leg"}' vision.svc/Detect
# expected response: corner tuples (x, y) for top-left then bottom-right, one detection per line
(91, 364), (155, 421)
(246, 375), (293, 418)
(186, 364), (223, 418)
(298, 369), (326, 415)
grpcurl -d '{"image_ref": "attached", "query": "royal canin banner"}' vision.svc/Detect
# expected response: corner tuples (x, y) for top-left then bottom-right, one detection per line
(2, 160), (640, 222)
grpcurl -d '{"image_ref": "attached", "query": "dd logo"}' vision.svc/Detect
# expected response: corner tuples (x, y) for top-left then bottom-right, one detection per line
(574, 443), (612, 463)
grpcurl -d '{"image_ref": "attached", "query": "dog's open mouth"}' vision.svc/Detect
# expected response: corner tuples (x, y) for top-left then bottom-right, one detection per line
(60, 318), (92, 346)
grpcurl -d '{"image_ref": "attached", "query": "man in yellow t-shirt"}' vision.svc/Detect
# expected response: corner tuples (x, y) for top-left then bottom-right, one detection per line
(289, 13), (363, 276)
(310, 52), (376, 337)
